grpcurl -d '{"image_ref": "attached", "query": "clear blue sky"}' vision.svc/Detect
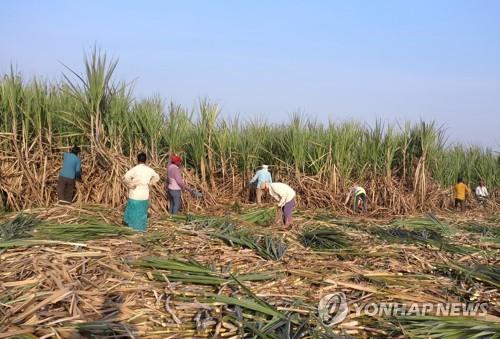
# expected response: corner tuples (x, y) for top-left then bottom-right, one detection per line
(1, 0), (499, 149)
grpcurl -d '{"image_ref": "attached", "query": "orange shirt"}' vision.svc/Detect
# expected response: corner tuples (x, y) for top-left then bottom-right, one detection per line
(454, 183), (469, 200)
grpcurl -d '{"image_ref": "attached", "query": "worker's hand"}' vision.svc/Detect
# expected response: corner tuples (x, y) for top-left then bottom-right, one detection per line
(190, 189), (203, 198)
(125, 181), (137, 190)
(274, 207), (283, 223)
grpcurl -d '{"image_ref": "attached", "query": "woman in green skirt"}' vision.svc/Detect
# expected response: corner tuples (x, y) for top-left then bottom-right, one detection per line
(123, 152), (160, 231)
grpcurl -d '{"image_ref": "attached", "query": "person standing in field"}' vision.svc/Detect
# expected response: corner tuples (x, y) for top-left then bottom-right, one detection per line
(345, 184), (368, 213)
(57, 145), (82, 203)
(249, 165), (273, 206)
(475, 180), (489, 205)
(123, 152), (160, 231)
(166, 154), (201, 214)
(454, 177), (470, 211)
(262, 182), (296, 228)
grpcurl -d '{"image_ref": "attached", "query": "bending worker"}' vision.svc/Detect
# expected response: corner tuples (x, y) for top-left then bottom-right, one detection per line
(346, 184), (368, 213)
(57, 145), (82, 203)
(262, 181), (296, 228)
(249, 165), (272, 206)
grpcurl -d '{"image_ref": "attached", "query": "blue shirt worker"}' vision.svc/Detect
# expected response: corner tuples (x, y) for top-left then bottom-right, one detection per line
(249, 165), (273, 205)
(57, 146), (82, 203)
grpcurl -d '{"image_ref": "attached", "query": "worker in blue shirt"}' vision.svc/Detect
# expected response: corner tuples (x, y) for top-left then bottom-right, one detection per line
(249, 165), (273, 206)
(57, 146), (82, 203)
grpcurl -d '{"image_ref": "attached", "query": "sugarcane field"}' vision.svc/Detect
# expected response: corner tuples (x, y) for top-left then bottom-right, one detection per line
(2, 2), (500, 337)
(1, 51), (499, 338)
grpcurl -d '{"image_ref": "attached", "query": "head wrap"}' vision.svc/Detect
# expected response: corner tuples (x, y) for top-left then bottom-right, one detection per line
(171, 154), (182, 166)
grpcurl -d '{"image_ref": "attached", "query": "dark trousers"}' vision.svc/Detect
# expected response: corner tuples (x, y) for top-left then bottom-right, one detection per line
(168, 189), (182, 214)
(455, 198), (465, 210)
(248, 182), (257, 203)
(354, 193), (367, 212)
(57, 176), (75, 202)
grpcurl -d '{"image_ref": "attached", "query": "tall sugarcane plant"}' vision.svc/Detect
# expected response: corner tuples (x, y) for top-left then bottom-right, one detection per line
(1, 48), (499, 212)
